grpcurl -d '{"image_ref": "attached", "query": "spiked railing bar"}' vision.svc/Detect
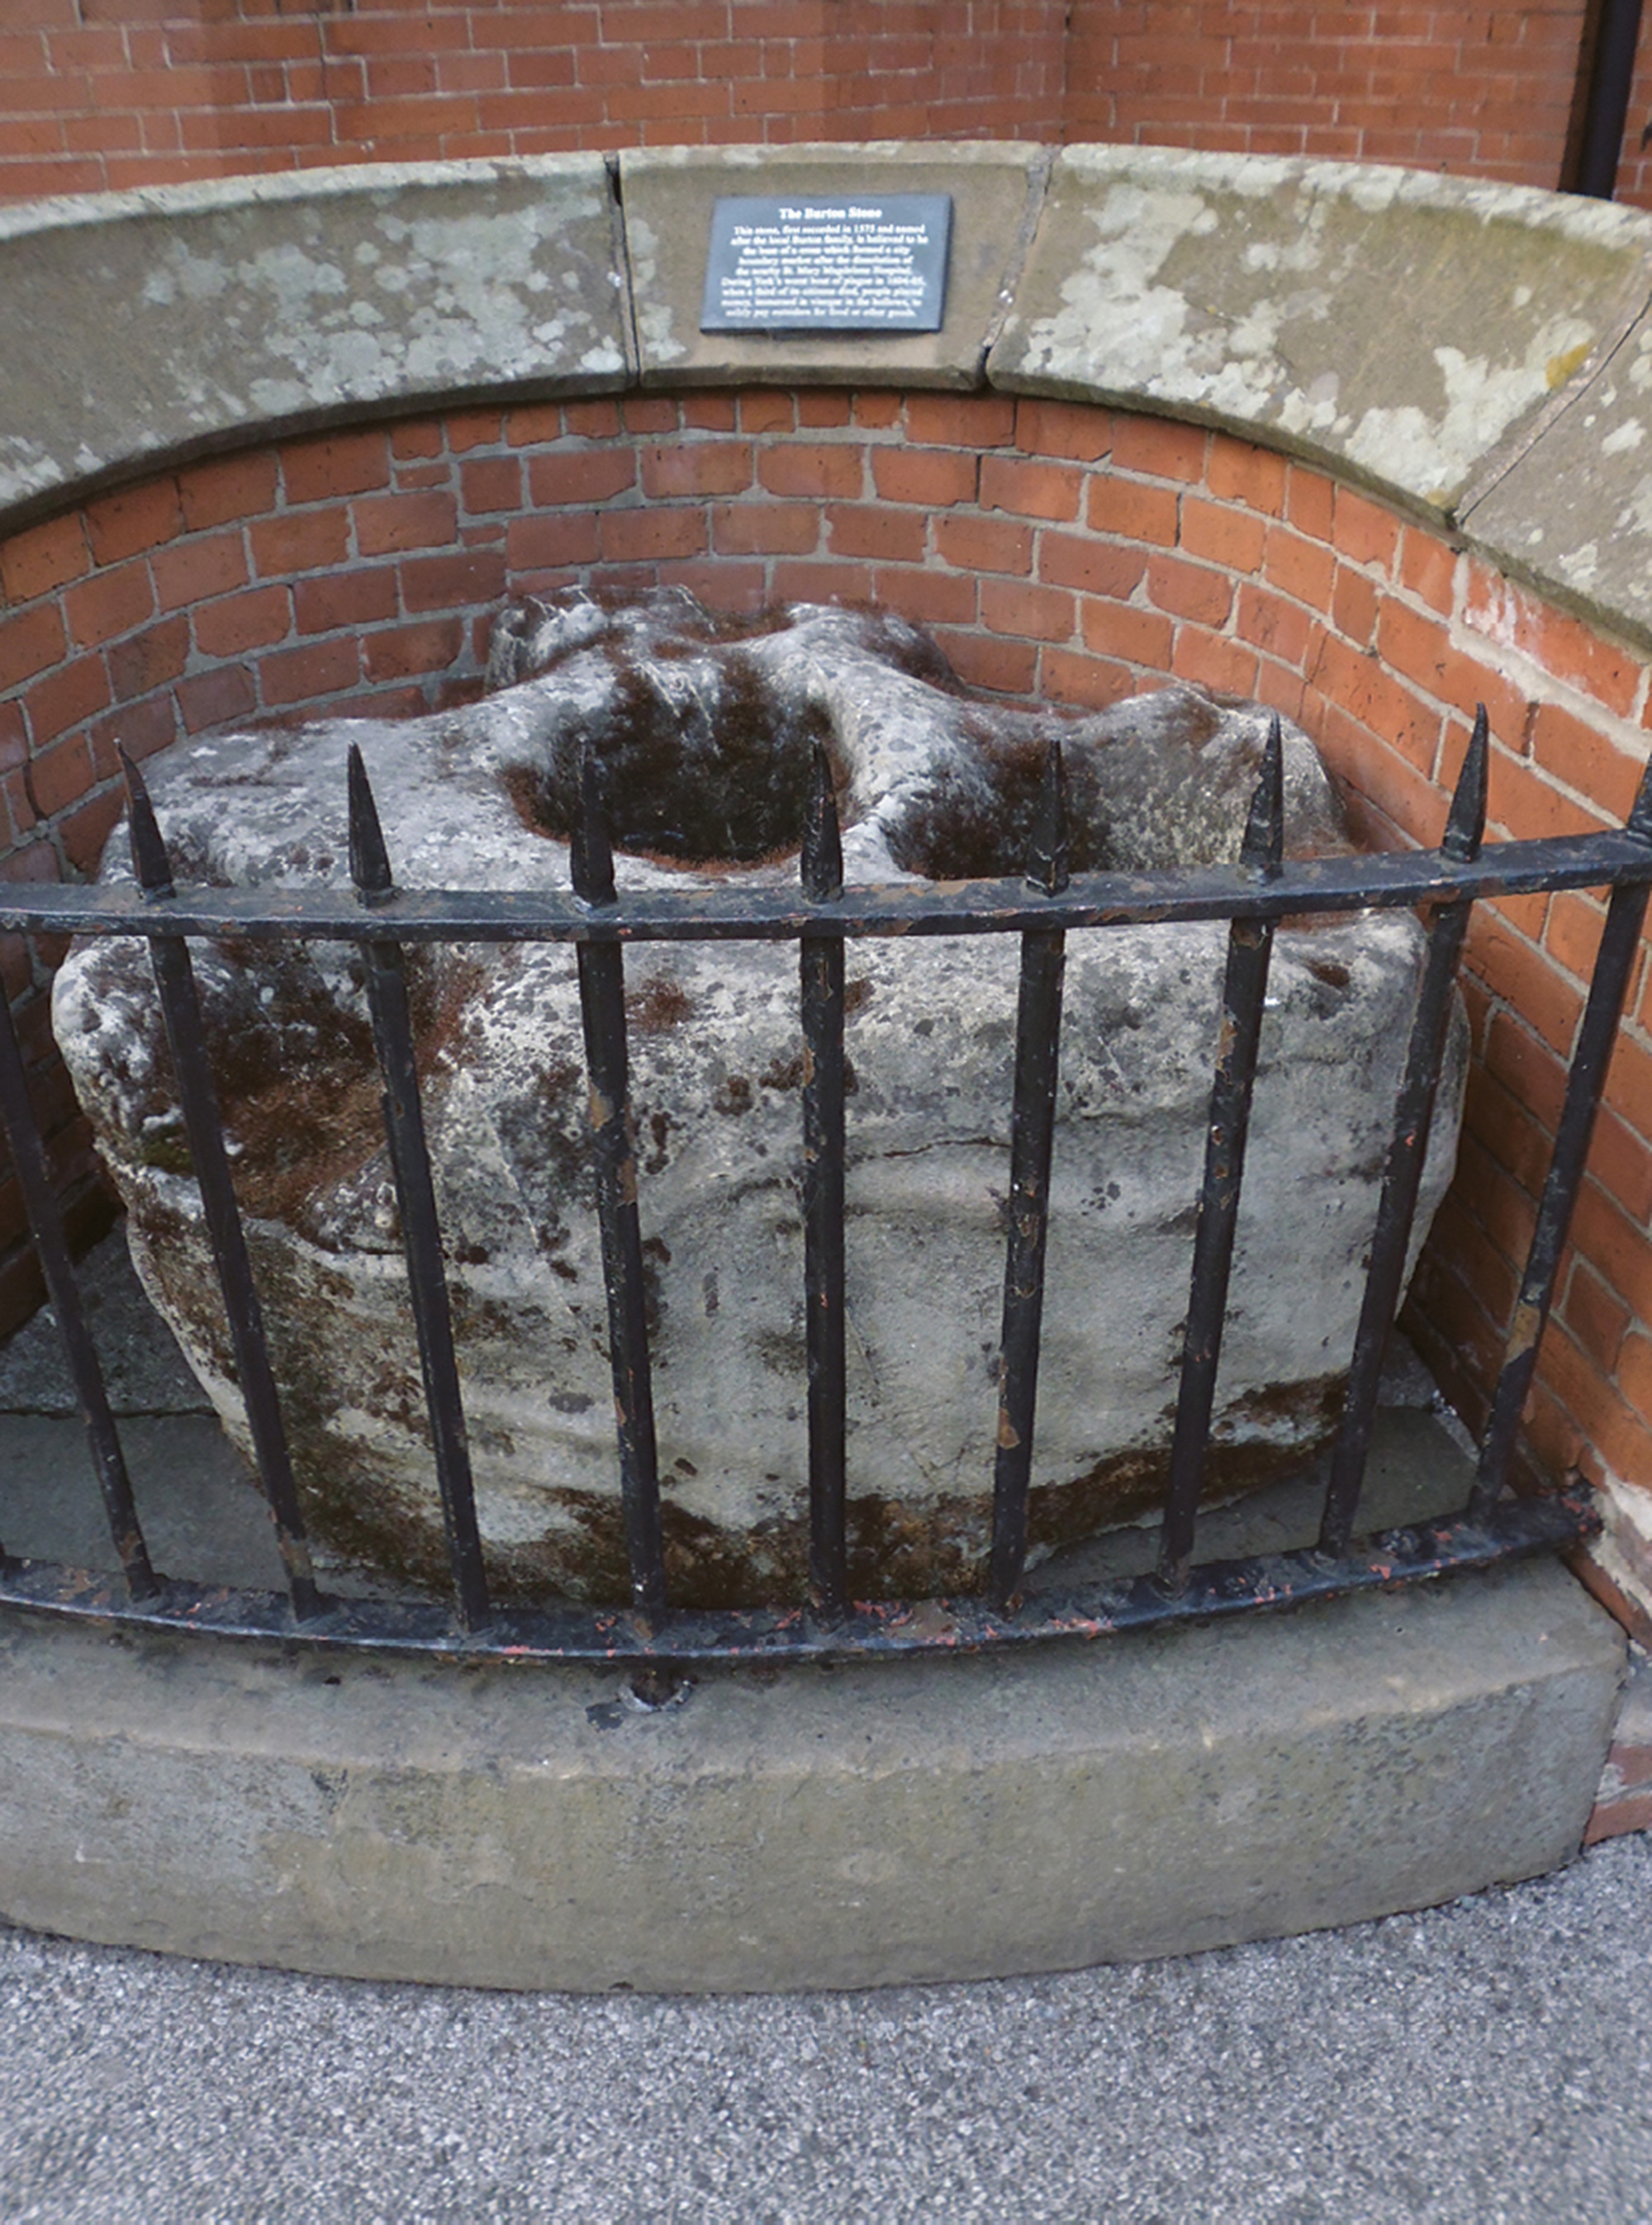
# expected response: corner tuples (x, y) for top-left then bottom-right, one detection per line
(121, 752), (320, 1620)
(800, 741), (849, 1617)
(348, 748), (490, 1631)
(1470, 755), (1652, 1518)
(9, 828), (1652, 946)
(571, 745), (667, 1615)
(0, 986), (156, 1598)
(1319, 712), (1489, 1555)
(990, 738), (1070, 1611)
(1158, 720), (1285, 1588)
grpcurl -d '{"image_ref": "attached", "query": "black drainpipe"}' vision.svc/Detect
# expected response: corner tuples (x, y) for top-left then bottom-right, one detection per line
(1574, 0), (1645, 197)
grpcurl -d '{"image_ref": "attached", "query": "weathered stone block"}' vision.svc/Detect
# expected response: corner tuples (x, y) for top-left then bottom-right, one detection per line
(54, 594), (1464, 1605)
(990, 147), (1651, 513)
(0, 156), (631, 523)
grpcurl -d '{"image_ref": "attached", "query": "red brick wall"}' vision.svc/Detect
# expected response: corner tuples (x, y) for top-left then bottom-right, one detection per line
(7, 0), (1652, 205)
(3, 387), (1650, 1508)
(1609, 31), (1652, 206)
(1065, 0), (1602, 186)
(0, 1), (1069, 201)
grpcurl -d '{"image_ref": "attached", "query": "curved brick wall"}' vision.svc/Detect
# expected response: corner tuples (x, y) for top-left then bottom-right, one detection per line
(3, 384), (1651, 1520)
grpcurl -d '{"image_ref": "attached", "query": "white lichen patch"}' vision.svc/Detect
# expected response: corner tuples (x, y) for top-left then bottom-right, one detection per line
(0, 431), (59, 506)
(623, 214), (687, 366)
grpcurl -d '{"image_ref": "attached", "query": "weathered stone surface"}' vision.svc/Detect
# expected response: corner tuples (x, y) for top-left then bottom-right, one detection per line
(0, 157), (630, 522)
(54, 594), (1463, 1606)
(1462, 305), (1652, 650)
(988, 147), (1652, 513)
(0, 1558), (1621, 1989)
(620, 142), (1049, 390)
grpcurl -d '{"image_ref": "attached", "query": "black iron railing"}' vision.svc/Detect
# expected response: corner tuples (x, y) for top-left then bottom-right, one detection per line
(0, 712), (1646, 1663)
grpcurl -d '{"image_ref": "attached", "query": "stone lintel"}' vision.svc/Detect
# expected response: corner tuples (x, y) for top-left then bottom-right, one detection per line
(0, 1559), (1622, 1991)
(0, 155), (632, 528)
(617, 141), (1050, 391)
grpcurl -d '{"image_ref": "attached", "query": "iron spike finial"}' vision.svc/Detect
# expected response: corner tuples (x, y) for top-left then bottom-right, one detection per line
(119, 746), (175, 901)
(570, 738), (617, 907)
(1441, 705), (1490, 864)
(1028, 733), (1070, 897)
(346, 742), (394, 903)
(801, 737), (844, 902)
(1627, 748), (1652, 843)
(1240, 714), (1285, 880)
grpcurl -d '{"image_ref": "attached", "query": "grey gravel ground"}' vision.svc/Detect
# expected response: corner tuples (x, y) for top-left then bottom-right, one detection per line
(0, 1829), (1648, 2224)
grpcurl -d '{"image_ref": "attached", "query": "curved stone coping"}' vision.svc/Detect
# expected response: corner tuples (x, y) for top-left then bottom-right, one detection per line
(0, 1558), (1621, 1990)
(5, 144), (1652, 648)
(989, 147), (1652, 516)
(0, 155), (632, 524)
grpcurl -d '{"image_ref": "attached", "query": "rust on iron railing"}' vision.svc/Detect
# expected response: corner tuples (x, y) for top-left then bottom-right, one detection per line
(1158, 717), (1284, 1592)
(0, 714), (1645, 1663)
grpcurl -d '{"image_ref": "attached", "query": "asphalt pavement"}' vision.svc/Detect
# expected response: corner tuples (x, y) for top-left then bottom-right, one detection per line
(2, 1240), (1649, 2221)
(0, 1826), (1649, 2223)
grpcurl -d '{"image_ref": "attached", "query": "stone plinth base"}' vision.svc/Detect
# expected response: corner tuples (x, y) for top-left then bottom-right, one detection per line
(0, 1558), (1622, 1992)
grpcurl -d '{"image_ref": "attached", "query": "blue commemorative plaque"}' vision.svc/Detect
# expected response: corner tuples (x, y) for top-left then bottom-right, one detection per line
(700, 192), (952, 333)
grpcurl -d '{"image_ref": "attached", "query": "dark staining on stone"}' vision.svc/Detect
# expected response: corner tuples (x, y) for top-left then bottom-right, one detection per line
(876, 682), (1353, 883)
(495, 591), (856, 869)
(192, 946), (487, 1236)
(643, 1107), (672, 1176)
(148, 825), (235, 890)
(627, 975), (695, 1033)
(491, 1051), (591, 1263)
(641, 1233), (671, 1336)
(890, 723), (1080, 880)
(1022, 1373), (1348, 1550)
(756, 1324), (809, 1378)
(758, 1050), (807, 1093)
(714, 1074), (754, 1116)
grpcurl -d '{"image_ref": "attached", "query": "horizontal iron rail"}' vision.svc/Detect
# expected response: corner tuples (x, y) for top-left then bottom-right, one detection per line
(5, 827), (1651, 944)
(0, 1483), (1597, 1666)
